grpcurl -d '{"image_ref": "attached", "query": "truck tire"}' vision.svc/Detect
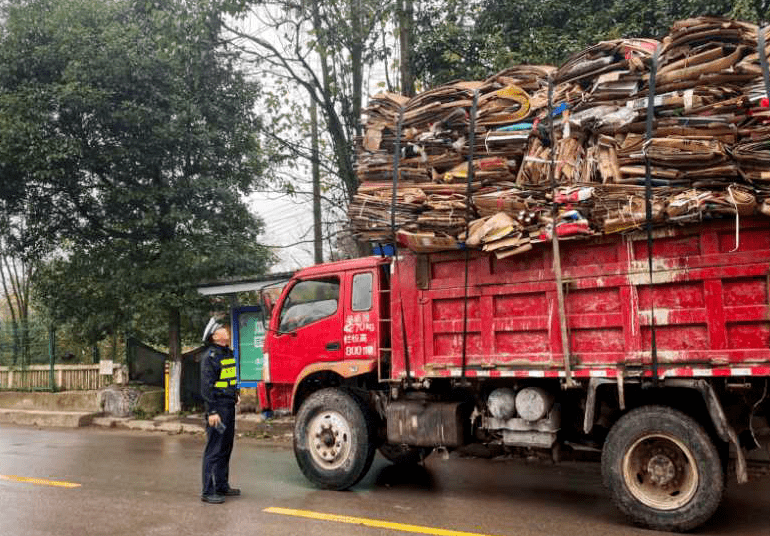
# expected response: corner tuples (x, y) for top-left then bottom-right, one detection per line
(601, 405), (724, 532)
(294, 388), (376, 490)
(378, 443), (432, 465)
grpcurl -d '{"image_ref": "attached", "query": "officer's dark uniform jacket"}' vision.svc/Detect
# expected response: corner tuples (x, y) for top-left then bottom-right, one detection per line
(200, 344), (238, 417)
(201, 342), (239, 498)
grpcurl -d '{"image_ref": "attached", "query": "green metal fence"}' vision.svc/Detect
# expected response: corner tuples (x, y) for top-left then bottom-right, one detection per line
(0, 320), (126, 391)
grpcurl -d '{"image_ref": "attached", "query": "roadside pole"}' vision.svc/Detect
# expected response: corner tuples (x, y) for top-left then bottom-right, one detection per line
(164, 361), (169, 412)
(48, 325), (56, 392)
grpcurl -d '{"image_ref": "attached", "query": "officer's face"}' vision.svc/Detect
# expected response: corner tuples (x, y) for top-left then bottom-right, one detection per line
(212, 327), (231, 348)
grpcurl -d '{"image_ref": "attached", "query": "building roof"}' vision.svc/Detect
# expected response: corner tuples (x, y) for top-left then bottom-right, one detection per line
(196, 271), (295, 296)
(196, 256), (389, 297)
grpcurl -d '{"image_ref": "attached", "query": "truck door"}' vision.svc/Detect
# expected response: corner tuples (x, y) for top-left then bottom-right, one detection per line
(270, 276), (343, 384)
(342, 271), (379, 362)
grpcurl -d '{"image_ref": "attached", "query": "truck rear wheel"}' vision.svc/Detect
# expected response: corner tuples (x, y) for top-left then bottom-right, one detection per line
(601, 406), (724, 532)
(294, 388), (376, 490)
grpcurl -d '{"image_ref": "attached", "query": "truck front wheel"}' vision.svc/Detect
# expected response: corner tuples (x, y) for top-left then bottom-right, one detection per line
(601, 406), (724, 532)
(294, 388), (376, 490)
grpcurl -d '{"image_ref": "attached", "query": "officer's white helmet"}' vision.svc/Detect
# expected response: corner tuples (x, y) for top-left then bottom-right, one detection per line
(202, 317), (223, 343)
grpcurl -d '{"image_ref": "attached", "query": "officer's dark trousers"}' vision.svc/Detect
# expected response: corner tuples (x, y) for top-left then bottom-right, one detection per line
(202, 403), (236, 496)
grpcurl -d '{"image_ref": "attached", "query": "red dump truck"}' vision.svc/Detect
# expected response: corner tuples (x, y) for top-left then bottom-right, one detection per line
(256, 216), (770, 531)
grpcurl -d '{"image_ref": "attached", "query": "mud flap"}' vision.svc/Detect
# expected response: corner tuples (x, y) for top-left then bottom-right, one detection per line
(666, 379), (749, 484)
(750, 396), (770, 459)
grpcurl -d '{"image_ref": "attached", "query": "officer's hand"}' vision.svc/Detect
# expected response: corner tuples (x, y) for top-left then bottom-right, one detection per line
(208, 413), (222, 428)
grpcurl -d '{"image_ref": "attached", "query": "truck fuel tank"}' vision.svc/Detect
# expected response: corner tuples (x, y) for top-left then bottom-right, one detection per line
(515, 387), (554, 422)
(487, 388), (517, 420)
(386, 400), (468, 447)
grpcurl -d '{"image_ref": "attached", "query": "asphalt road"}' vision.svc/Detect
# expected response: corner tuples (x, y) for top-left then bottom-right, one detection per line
(0, 425), (768, 536)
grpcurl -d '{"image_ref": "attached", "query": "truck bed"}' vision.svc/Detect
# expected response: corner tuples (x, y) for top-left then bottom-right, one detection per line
(390, 217), (770, 380)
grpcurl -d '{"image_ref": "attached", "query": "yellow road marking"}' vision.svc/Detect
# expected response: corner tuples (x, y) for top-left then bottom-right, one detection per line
(0, 474), (81, 488)
(264, 507), (503, 536)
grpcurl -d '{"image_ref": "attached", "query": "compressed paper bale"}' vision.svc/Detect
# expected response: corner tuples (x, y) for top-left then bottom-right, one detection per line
(350, 16), (770, 255)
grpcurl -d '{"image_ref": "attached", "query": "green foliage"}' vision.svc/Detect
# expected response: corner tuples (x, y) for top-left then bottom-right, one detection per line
(35, 227), (271, 346)
(1, 0), (265, 242)
(412, 0), (770, 83)
(0, 0), (274, 347)
(0, 317), (47, 366)
(412, 1), (505, 87)
(0, 317), (120, 367)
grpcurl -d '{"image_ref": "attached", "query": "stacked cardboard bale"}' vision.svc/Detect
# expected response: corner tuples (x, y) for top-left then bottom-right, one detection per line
(350, 17), (770, 256)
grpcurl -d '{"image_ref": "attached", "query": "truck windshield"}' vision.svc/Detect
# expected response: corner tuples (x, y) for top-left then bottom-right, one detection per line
(278, 278), (339, 332)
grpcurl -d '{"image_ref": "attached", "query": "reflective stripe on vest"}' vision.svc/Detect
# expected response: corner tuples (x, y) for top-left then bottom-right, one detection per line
(214, 358), (237, 388)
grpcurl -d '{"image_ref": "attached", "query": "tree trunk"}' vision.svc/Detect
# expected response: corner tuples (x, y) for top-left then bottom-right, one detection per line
(349, 0), (364, 138)
(309, 0), (357, 203)
(311, 97), (323, 265)
(167, 306), (182, 413)
(20, 316), (29, 367)
(0, 254), (21, 365)
(111, 329), (118, 362)
(398, 0), (415, 97)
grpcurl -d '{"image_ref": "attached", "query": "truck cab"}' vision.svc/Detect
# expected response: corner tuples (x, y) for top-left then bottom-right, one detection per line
(259, 256), (390, 413)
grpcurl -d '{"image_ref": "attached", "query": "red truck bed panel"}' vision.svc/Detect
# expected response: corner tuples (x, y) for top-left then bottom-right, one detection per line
(389, 218), (770, 380)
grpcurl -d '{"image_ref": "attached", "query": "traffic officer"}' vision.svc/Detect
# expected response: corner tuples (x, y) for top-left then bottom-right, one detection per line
(200, 317), (240, 503)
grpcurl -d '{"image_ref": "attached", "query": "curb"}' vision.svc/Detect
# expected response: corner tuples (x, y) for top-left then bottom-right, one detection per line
(89, 414), (295, 439)
(0, 408), (96, 428)
(91, 416), (205, 434)
(0, 407), (294, 440)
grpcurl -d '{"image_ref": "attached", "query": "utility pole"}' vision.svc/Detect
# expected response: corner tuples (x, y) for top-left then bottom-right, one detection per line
(311, 97), (323, 264)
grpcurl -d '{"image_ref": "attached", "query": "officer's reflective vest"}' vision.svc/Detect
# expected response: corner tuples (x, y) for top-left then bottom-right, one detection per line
(214, 358), (237, 388)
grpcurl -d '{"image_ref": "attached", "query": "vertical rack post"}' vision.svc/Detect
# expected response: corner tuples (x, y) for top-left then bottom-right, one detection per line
(644, 46), (661, 385)
(547, 77), (574, 387)
(460, 90), (479, 380)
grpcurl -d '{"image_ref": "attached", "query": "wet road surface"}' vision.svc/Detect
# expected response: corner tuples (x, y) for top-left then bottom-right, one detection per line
(0, 425), (768, 536)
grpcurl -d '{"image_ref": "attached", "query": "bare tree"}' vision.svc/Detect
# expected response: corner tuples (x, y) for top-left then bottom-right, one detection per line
(0, 221), (35, 366)
(223, 1), (397, 256)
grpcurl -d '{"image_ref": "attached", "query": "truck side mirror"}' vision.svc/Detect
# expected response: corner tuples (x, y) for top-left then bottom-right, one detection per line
(259, 290), (273, 328)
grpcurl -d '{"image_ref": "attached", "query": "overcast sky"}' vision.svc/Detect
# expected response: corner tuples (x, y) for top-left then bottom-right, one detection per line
(250, 190), (316, 272)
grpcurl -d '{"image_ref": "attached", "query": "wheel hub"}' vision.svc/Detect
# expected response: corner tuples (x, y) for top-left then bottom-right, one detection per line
(316, 423), (340, 461)
(647, 454), (676, 486)
(622, 432), (699, 510)
(307, 410), (352, 470)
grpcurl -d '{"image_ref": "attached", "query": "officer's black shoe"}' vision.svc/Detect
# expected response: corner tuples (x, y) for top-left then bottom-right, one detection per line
(201, 493), (225, 504)
(219, 487), (241, 496)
